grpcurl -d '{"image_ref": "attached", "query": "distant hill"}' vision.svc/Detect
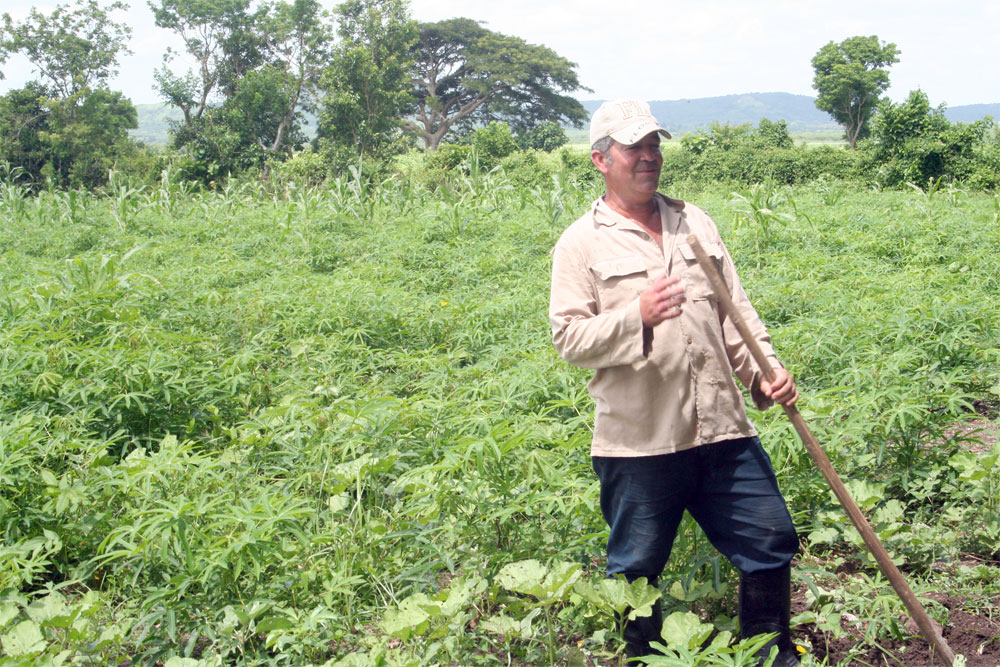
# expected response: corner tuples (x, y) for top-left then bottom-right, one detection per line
(132, 94), (1000, 146)
(131, 104), (185, 145)
(131, 103), (319, 146)
(579, 93), (1000, 138)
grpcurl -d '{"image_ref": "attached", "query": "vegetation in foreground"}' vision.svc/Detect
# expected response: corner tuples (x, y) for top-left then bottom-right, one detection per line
(1, 162), (999, 665)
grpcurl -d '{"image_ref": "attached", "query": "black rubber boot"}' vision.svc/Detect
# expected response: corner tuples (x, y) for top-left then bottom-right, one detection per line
(620, 597), (663, 663)
(739, 567), (799, 667)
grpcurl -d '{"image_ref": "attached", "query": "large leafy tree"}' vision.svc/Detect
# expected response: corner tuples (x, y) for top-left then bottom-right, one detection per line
(811, 35), (899, 149)
(149, 0), (263, 125)
(152, 0), (334, 178)
(1, 0), (132, 101)
(317, 0), (417, 171)
(405, 18), (588, 150)
(0, 0), (136, 187)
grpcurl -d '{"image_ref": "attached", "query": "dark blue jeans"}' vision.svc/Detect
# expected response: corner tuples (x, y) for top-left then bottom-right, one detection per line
(592, 436), (798, 580)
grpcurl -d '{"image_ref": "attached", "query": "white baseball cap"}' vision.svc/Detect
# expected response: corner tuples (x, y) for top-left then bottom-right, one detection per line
(589, 98), (672, 146)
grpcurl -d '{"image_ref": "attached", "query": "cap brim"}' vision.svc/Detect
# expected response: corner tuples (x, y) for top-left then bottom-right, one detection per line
(609, 121), (672, 145)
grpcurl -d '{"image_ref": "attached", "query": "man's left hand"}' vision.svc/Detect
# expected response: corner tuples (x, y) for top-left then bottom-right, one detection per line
(761, 368), (798, 406)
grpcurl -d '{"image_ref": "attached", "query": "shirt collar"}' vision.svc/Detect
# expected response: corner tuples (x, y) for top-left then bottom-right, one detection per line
(592, 193), (686, 229)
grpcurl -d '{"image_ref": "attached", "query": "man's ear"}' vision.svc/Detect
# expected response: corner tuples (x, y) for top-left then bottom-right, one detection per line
(591, 149), (609, 174)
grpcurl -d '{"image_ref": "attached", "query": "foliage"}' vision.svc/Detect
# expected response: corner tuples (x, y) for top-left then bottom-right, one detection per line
(516, 120), (569, 152)
(861, 89), (996, 188)
(0, 84), (138, 188)
(317, 0), (417, 175)
(0, 0), (137, 188)
(171, 68), (309, 183)
(669, 120), (860, 186)
(463, 121), (519, 164)
(152, 0), (333, 177)
(404, 17), (588, 150)
(0, 0), (132, 100)
(811, 35), (900, 149)
(149, 0), (263, 125)
(1, 169), (998, 665)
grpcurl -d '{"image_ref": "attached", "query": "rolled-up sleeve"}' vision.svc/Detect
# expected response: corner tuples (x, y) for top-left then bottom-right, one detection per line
(549, 243), (647, 369)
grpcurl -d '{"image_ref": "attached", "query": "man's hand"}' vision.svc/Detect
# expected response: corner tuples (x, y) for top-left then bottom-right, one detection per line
(639, 274), (685, 327)
(761, 367), (798, 406)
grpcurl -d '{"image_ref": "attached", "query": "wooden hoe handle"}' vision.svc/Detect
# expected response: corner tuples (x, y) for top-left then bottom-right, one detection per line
(686, 235), (956, 665)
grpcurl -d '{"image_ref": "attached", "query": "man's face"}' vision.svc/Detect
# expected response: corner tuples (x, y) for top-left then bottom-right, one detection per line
(592, 132), (663, 202)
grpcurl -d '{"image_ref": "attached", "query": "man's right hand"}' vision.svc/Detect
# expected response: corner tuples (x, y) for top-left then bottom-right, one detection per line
(640, 274), (686, 327)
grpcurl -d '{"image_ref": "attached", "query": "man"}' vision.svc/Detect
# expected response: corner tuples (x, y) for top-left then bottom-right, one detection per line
(548, 99), (800, 665)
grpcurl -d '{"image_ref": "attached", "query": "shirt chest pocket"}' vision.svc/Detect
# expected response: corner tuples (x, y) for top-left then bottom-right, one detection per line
(590, 256), (650, 311)
(676, 240), (725, 301)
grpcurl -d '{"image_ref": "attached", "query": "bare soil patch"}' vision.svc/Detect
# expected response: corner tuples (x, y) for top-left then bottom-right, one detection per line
(791, 586), (1000, 666)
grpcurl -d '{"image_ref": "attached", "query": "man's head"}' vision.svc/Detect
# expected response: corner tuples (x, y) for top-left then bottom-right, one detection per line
(590, 99), (671, 205)
(589, 99), (671, 153)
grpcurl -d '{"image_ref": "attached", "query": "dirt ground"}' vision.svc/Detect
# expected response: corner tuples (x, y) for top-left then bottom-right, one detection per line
(791, 587), (1000, 666)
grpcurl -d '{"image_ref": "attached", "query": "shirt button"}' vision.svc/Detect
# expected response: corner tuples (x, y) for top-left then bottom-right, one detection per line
(686, 337), (693, 344)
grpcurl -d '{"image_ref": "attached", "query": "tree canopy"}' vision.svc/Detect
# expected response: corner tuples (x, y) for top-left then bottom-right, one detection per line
(0, 0), (137, 187)
(317, 0), (416, 171)
(1, 0), (132, 100)
(405, 18), (588, 150)
(811, 35), (899, 149)
(151, 0), (334, 179)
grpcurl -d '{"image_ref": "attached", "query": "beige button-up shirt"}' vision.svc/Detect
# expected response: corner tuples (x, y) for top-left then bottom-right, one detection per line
(549, 194), (782, 457)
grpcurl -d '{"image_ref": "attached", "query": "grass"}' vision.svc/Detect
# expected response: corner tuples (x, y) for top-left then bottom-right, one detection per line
(0, 165), (997, 665)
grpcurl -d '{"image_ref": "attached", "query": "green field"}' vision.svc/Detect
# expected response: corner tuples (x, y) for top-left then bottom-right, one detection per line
(1, 168), (999, 665)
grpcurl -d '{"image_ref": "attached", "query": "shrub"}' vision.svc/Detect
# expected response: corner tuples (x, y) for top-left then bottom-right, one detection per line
(516, 121), (569, 152)
(466, 122), (519, 166)
(861, 90), (997, 188)
(499, 150), (557, 189)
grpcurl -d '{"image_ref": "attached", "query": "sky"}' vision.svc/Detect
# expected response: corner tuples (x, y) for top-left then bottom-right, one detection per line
(1, 0), (997, 108)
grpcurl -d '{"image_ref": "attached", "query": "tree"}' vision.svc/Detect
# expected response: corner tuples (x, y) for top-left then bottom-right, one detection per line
(266, 0), (333, 156)
(1, 0), (132, 100)
(405, 18), (588, 150)
(0, 83), (51, 180)
(172, 68), (309, 182)
(0, 84), (137, 187)
(516, 120), (568, 152)
(0, 0), (136, 187)
(317, 0), (417, 171)
(149, 0), (260, 125)
(811, 35), (899, 149)
(863, 89), (994, 186)
(151, 0), (334, 178)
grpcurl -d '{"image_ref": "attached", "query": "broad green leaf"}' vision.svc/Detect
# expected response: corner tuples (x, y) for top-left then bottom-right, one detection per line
(328, 493), (351, 513)
(256, 615), (294, 633)
(624, 578), (660, 618)
(573, 577), (629, 613)
(841, 479), (883, 509)
(479, 614), (521, 637)
(496, 559), (546, 596)
(497, 560), (581, 602)
(381, 593), (436, 640)
(0, 602), (20, 628)
(874, 499), (905, 525)
(660, 611), (712, 650)
(807, 526), (840, 545)
(26, 592), (68, 623)
(3, 619), (46, 656)
(436, 576), (486, 616)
